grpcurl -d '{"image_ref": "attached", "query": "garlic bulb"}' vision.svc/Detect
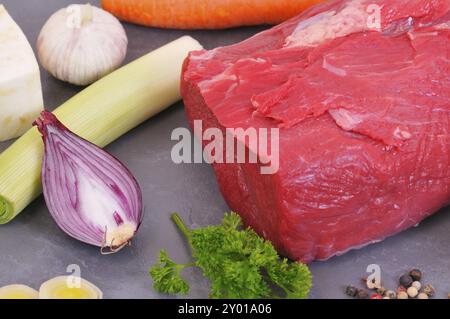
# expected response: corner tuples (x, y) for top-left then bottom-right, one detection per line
(37, 4), (127, 86)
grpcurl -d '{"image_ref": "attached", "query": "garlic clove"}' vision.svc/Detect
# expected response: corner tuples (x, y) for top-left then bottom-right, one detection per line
(0, 284), (39, 299)
(39, 276), (103, 299)
(37, 4), (128, 86)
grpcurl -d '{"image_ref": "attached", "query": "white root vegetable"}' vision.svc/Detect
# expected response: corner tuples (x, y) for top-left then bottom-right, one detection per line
(0, 5), (44, 142)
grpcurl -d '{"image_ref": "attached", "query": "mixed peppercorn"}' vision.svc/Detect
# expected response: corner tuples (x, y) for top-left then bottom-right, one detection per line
(345, 268), (442, 299)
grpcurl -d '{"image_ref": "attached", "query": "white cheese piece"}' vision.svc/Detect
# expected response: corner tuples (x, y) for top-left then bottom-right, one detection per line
(0, 5), (43, 142)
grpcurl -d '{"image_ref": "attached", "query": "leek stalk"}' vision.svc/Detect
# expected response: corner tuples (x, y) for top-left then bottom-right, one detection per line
(0, 36), (203, 224)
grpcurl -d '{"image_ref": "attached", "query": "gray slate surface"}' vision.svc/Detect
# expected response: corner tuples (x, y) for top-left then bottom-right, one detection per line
(0, 0), (449, 299)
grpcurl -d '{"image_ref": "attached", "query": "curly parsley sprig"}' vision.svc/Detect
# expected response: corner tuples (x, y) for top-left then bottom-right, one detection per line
(150, 212), (312, 299)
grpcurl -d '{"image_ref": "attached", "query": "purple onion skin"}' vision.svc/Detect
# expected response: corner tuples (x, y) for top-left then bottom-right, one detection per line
(34, 111), (143, 252)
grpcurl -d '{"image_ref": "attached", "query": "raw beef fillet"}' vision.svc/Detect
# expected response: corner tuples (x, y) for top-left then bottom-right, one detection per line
(181, 0), (450, 262)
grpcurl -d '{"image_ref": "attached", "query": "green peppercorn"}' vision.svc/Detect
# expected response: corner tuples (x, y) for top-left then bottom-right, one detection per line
(409, 269), (422, 282)
(399, 274), (413, 287)
(345, 285), (358, 297)
(356, 289), (369, 299)
(423, 284), (436, 297)
(376, 286), (386, 296)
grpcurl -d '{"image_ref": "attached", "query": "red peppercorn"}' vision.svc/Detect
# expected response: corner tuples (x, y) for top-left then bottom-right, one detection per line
(397, 285), (407, 293)
(370, 294), (382, 299)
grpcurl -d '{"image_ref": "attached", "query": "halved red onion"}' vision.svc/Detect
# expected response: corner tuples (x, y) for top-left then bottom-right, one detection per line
(34, 111), (143, 253)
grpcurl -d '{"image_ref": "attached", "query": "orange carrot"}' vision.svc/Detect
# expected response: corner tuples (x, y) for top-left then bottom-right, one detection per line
(101, 0), (325, 30)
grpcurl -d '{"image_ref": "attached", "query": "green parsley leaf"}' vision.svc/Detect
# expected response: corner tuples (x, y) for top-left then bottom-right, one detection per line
(150, 250), (190, 295)
(149, 212), (312, 299)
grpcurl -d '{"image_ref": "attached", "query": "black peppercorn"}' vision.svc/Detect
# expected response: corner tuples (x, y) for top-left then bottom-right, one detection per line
(409, 269), (422, 282)
(345, 285), (358, 297)
(399, 274), (413, 287)
(356, 289), (369, 299)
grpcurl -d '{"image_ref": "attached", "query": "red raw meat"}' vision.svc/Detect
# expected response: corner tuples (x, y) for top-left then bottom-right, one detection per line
(181, 0), (450, 262)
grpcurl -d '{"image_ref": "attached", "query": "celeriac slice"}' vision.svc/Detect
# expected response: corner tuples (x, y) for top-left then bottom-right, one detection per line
(0, 284), (39, 299)
(0, 5), (43, 141)
(39, 276), (103, 299)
